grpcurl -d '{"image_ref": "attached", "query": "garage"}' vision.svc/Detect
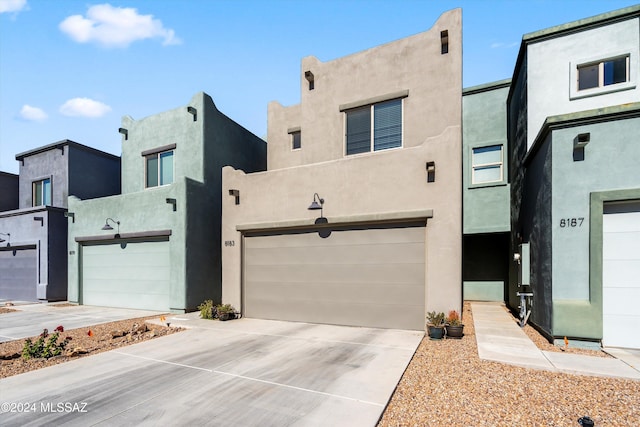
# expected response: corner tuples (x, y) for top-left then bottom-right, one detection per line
(80, 238), (170, 311)
(0, 245), (37, 301)
(243, 223), (426, 330)
(602, 200), (640, 348)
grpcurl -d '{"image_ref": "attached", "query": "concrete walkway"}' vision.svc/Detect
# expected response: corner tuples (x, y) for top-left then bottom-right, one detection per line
(472, 302), (640, 380)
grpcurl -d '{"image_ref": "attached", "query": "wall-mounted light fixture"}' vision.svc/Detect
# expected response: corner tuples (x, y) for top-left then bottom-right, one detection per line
(101, 218), (120, 234)
(426, 161), (436, 183)
(573, 133), (590, 162)
(166, 198), (177, 211)
(308, 193), (325, 218)
(187, 106), (197, 121)
(0, 232), (10, 245)
(33, 216), (44, 226)
(229, 189), (240, 205)
(118, 128), (129, 140)
(64, 212), (75, 223)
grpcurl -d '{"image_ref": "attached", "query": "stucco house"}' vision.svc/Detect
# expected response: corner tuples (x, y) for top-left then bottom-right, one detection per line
(221, 9), (462, 331)
(507, 5), (640, 348)
(67, 92), (266, 313)
(0, 140), (120, 302)
(462, 80), (511, 303)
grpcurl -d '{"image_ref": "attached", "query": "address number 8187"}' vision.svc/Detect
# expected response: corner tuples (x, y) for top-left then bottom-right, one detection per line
(559, 218), (584, 228)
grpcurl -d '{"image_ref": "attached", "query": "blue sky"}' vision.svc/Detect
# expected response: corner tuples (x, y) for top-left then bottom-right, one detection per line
(1, 0), (638, 174)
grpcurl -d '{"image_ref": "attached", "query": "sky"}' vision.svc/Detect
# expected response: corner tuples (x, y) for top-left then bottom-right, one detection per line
(1, 0), (638, 174)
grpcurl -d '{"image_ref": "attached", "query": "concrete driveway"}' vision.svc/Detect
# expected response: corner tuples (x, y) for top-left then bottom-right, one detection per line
(0, 303), (163, 343)
(0, 314), (423, 426)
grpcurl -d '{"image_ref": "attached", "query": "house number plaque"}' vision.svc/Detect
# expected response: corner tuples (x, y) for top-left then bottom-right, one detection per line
(224, 240), (235, 247)
(559, 218), (584, 228)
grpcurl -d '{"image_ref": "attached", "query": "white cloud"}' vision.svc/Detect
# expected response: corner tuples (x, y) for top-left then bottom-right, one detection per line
(19, 104), (48, 121)
(59, 98), (111, 118)
(59, 4), (181, 48)
(0, 0), (27, 14)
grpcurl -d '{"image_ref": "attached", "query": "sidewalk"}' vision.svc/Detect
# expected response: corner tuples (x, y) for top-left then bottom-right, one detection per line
(471, 302), (640, 380)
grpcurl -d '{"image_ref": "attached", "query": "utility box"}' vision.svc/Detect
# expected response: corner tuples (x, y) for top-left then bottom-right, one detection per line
(518, 243), (530, 286)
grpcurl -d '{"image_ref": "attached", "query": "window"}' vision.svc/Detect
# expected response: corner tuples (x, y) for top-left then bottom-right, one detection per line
(32, 178), (51, 206)
(146, 150), (174, 188)
(578, 56), (629, 91)
(292, 131), (301, 150)
(472, 145), (503, 185)
(345, 98), (402, 155)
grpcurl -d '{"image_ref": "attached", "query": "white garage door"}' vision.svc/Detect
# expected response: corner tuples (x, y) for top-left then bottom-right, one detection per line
(81, 239), (170, 311)
(602, 201), (640, 349)
(244, 224), (425, 330)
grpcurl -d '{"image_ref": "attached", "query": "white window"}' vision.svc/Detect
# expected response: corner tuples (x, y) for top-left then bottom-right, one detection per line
(345, 98), (402, 155)
(146, 150), (174, 188)
(32, 178), (51, 206)
(578, 55), (629, 91)
(472, 145), (503, 185)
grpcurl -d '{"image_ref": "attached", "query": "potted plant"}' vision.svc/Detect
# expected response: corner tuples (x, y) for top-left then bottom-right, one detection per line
(445, 310), (464, 339)
(216, 303), (237, 321)
(426, 311), (446, 340)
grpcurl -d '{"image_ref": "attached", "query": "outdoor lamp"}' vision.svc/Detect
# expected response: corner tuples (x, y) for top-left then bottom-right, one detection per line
(308, 193), (324, 218)
(101, 218), (120, 234)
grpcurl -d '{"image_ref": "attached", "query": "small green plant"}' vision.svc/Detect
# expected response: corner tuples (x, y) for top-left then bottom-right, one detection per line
(446, 310), (461, 326)
(426, 311), (445, 326)
(197, 299), (216, 320)
(22, 326), (71, 360)
(216, 303), (235, 314)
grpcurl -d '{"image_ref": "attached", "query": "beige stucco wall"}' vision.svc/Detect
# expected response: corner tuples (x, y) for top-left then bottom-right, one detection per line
(268, 9), (462, 170)
(222, 9), (462, 327)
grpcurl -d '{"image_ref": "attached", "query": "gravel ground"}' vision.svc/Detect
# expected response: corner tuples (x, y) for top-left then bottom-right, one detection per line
(378, 303), (640, 427)
(0, 315), (182, 379)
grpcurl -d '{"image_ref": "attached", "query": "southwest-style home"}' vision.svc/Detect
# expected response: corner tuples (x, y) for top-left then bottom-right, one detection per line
(507, 5), (640, 349)
(221, 9), (462, 330)
(67, 92), (266, 312)
(0, 140), (120, 302)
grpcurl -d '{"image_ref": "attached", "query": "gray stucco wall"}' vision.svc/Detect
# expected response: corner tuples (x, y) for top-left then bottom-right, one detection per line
(0, 172), (19, 212)
(68, 146), (120, 201)
(18, 145), (69, 209)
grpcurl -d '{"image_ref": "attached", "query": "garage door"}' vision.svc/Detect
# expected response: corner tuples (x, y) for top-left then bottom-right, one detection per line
(81, 239), (170, 311)
(602, 201), (640, 349)
(0, 246), (37, 301)
(244, 224), (425, 330)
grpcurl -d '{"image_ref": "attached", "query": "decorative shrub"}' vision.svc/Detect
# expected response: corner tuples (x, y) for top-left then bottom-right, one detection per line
(22, 328), (71, 360)
(197, 299), (216, 320)
(426, 311), (446, 326)
(446, 310), (461, 326)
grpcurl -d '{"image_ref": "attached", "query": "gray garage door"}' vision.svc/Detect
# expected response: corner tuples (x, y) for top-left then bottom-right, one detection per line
(244, 224), (425, 330)
(0, 246), (37, 301)
(602, 201), (640, 349)
(81, 239), (170, 311)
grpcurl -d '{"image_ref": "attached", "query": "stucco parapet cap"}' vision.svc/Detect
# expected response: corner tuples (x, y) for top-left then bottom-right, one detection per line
(0, 171), (18, 178)
(525, 102), (640, 166)
(75, 229), (172, 242)
(15, 139), (119, 162)
(0, 206), (65, 219)
(463, 79), (511, 96)
(236, 209), (434, 232)
(522, 5), (640, 44)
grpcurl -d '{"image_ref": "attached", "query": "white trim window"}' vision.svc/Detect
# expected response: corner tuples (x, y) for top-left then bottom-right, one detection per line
(146, 150), (174, 188)
(472, 145), (503, 185)
(32, 178), (51, 206)
(345, 98), (402, 155)
(578, 55), (629, 91)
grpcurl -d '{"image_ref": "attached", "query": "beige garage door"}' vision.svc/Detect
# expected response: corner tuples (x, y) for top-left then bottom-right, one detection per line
(243, 224), (425, 330)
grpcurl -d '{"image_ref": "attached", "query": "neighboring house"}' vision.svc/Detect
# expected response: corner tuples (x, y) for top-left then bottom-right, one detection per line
(507, 5), (640, 348)
(67, 92), (266, 313)
(0, 140), (120, 302)
(462, 80), (511, 302)
(221, 9), (462, 331)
